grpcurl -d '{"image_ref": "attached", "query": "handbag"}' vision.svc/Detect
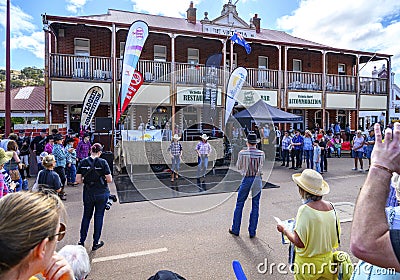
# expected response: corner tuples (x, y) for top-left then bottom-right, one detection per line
(9, 169), (20, 181)
(331, 203), (354, 280)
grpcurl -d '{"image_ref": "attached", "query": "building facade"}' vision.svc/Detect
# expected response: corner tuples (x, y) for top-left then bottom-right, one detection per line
(43, 1), (391, 134)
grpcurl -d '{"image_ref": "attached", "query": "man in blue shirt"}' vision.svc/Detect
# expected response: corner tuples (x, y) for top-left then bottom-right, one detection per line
(290, 129), (303, 170)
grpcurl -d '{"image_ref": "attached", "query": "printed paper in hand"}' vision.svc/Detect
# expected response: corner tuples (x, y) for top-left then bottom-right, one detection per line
(274, 216), (295, 244)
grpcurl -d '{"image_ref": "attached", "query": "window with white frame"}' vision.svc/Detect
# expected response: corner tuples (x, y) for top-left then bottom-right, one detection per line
(154, 45), (167, 62)
(120, 42), (126, 58)
(293, 59), (302, 72)
(188, 48), (199, 65)
(338, 64), (346, 75)
(74, 38), (90, 56)
(258, 56), (268, 69)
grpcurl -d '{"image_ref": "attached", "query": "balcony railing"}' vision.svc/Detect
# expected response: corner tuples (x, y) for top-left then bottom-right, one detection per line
(359, 77), (387, 94)
(175, 62), (225, 86)
(50, 54), (112, 80)
(287, 71), (323, 91)
(326, 74), (356, 92)
(247, 68), (279, 89)
(50, 54), (388, 95)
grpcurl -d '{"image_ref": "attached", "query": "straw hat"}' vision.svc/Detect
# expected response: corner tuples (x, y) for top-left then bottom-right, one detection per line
(172, 134), (181, 140)
(0, 148), (13, 166)
(292, 169), (330, 196)
(200, 134), (209, 140)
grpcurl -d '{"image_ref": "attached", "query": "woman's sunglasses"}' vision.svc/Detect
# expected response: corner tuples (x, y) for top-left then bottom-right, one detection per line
(49, 222), (66, 242)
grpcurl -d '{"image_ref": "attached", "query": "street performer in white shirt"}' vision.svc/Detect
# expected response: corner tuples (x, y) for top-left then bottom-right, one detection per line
(229, 133), (265, 238)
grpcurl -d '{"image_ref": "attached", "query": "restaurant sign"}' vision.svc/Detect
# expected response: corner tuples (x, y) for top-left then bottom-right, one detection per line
(177, 87), (222, 105)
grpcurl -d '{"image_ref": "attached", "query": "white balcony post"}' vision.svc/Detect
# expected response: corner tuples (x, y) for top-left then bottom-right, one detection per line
(170, 33), (176, 133)
(322, 50), (326, 129)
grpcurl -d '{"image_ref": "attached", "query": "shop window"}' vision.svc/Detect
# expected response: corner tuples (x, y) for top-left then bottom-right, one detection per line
(188, 48), (199, 65)
(337, 110), (347, 129)
(293, 59), (302, 72)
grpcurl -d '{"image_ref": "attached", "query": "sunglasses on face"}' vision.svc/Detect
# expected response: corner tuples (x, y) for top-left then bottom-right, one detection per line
(49, 222), (66, 242)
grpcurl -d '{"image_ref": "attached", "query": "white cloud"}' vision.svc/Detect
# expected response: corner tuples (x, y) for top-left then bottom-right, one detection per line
(132, 0), (202, 18)
(0, 1), (44, 60)
(66, 0), (88, 14)
(11, 31), (44, 59)
(0, 1), (36, 35)
(277, 0), (400, 82)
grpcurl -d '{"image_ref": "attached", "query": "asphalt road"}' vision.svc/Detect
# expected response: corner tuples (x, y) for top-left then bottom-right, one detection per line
(55, 156), (366, 279)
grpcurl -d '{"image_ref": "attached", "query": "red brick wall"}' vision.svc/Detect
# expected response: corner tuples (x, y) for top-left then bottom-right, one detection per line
(237, 44), (279, 69)
(287, 49), (323, 73)
(52, 23), (112, 57)
(175, 37), (222, 64)
(51, 104), (66, 123)
(326, 53), (356, 75)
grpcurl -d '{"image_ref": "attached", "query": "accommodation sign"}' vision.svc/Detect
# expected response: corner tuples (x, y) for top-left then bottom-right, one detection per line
(288, 92), (322, 108)
(177, 87), (222, 105)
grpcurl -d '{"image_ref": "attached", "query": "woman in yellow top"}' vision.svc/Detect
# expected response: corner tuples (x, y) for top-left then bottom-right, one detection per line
(0, 191), (74, 280)
(277, 169), (340, 280)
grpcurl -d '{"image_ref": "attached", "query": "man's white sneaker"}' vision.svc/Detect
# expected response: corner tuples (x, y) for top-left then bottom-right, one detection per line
(359, 168), (364, 172)
(352, 168), (357, 171)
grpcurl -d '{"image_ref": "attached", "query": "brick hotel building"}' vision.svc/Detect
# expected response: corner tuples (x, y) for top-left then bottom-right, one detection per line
(42, 1), (391, 134)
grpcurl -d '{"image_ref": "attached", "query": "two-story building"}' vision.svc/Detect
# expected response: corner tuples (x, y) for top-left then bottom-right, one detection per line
(42, 1), (391, 135)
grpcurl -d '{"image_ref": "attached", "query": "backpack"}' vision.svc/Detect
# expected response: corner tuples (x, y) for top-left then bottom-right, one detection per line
(83, 157), (106, 187)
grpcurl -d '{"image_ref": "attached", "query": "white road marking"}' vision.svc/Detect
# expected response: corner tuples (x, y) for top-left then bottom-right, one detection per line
(92, 247), (168, 263)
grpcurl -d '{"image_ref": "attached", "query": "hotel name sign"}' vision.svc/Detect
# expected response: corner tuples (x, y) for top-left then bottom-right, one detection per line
(202, 24), (256, 38)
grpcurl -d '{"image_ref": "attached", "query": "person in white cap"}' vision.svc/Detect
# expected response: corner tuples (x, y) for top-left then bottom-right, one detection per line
(196, 134), (211, 190)
(167, 134), (182, 182)
(276, 169), (341, 279)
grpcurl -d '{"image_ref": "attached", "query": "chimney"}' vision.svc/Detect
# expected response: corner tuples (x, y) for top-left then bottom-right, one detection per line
(187, 1), (197, 24)
(253, 14), (261, 33)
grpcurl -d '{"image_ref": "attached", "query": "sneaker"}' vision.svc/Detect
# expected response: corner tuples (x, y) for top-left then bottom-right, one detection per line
(359, 168), (364, 172)
(92, 241), (104, 251)
(352, 168), (357, 171)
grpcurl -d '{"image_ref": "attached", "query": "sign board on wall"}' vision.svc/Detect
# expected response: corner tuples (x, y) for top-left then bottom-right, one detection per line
(202, 24), (256, 38)
(235, 90), (278, 107)
(288, 92), (322, 108)
(177, 87), (222, 105)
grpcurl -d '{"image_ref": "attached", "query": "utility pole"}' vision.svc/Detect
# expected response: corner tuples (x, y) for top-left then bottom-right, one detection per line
(5, 0), (11, 136)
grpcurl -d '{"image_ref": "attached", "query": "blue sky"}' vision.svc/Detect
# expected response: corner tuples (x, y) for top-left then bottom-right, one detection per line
(1, 0), (400, 84)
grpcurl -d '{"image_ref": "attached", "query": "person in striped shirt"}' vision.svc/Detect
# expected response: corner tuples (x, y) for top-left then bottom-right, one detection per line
(229, 133), (265, 238)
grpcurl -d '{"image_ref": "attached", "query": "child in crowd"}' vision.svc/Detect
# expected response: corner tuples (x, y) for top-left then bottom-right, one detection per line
(44, 135), (54, 154)
(313, 140), (321, 173)
(38, 151), (48, 172)
(65, 138), (78, 185)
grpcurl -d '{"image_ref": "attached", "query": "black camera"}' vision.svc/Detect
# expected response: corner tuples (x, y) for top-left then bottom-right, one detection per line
(105, 194), (118, 210)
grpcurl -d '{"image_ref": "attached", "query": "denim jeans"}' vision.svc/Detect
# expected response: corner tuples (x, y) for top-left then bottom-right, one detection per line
(67, 164), (77, 183)
(171, 155), (180, 173)
(282, 149), (290, 165)
(304, 150), (314, 169)
(314, 161), (321, 173)
(197, 155), (208, 178)
(231, 176), (262, 237)
(80, 189), (109, 245)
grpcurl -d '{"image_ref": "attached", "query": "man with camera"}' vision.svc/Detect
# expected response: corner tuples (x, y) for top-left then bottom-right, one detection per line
(76, 143), (113, 251)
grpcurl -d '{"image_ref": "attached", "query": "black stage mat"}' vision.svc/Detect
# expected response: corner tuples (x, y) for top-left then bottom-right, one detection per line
(114, 168), (280, 203)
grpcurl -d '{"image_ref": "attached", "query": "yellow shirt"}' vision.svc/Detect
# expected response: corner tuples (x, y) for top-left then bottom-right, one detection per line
(293, 204), (341, 280)
(295, 204), (340, 257)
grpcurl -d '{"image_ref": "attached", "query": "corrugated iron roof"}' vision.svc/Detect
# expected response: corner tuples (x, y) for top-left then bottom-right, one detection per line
(0, 86), (45, 111)
(78, 9), (327, 48)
